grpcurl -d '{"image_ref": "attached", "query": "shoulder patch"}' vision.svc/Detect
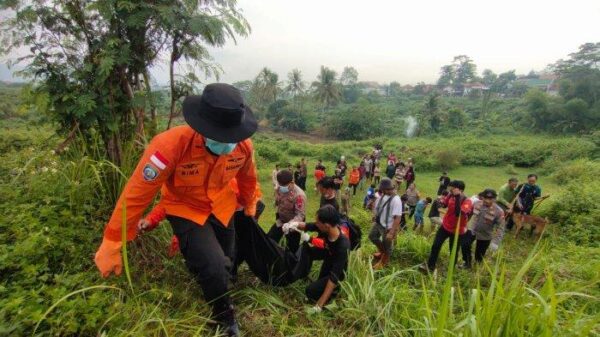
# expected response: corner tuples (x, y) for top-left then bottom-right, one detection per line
(143, 163), (160, 181)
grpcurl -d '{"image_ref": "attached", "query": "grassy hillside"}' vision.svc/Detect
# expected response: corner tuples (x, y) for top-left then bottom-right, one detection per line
(1, 120), (599, 336)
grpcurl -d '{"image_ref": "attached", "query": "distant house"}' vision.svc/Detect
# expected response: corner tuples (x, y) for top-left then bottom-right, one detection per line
(359, 81), (387, 96)
(401, 85), (414, 93)
(512, 73), (557, 94)
(462, 82), (489, 96)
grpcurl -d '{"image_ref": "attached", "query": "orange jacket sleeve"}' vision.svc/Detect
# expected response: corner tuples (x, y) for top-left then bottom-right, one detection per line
(235, 139), (258, 209)
(103, 135), (179, 242)
(145, 204), (167, 228)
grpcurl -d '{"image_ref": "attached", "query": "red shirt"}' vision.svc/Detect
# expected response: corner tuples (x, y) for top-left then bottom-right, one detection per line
(314, 169), (325, 181)
(441, 194), (473, 234)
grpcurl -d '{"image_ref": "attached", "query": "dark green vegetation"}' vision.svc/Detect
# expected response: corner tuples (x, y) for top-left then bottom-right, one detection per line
(1, 88), (599, 335)
(1, 2), (599, 335)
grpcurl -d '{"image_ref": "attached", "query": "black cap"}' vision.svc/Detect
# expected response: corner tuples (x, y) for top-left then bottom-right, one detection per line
(448, 180), (465, 191)
(276, 170), (293, 185)
(481, 188), (497, 199)
(183, 83), (258, 143)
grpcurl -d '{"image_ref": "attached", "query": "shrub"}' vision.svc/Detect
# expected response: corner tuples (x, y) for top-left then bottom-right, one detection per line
(541, 180), (600, 247)
(255, 143), (280, 162)
(435, 149), (462, 171)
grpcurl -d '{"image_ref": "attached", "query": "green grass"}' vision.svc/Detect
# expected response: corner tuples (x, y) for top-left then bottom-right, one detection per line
(0, 121), (598, 336)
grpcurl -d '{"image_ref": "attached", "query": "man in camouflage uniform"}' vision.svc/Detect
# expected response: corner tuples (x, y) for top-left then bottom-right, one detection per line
(267, 169), (307, 253)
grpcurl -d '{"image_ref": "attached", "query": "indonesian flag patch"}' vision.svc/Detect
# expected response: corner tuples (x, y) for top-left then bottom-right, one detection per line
(150, 151), (169, 170)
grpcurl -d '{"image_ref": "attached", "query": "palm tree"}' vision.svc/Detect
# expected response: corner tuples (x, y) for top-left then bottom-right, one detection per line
(312, 66), (341, 108)
(285, 69), (305, 97)
(256, 67), (280, 106)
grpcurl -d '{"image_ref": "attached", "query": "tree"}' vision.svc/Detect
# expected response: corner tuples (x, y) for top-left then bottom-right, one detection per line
(482, 69), (498, 87)
(0, 0), (250, 164)
(340, 66), (359, 86)
(285, 69), (306, 98)
(326, 100), (382, 140)
(491, 70), (517, 93)
(437, 65), (455, 88)
(453, 55), (477, 90)
(388, 81), (402, 97)
(266, 99), (310, 132)
(552, 42), (600, 107)
(256, 67), (281, 105)
(420, 92), (444, 133)
(437, 55), (477, 93)
(312, 66), (341, 108)
(447, 107), (467, 129)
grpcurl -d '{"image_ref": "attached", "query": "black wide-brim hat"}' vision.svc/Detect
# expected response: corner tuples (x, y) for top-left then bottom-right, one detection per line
(183, 83), (258, 143)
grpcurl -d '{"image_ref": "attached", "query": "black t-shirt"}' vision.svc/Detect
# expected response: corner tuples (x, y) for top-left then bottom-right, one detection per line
(439, 176), (450, 188)
(320, 233), (350, 283)
(428, 199), (442, 217)
(303, 225), (350, 284)
(320, 195), (340, 212)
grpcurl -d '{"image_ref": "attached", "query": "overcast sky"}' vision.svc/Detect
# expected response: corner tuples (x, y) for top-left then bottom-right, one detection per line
(2, 0), (599, 84)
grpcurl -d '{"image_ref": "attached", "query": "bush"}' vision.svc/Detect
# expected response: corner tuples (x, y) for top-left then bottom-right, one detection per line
(549, 159), (600, 185)
(255, 143), (280, 162)
(435, 149), (462, 171)
(541, 180), (600, 247)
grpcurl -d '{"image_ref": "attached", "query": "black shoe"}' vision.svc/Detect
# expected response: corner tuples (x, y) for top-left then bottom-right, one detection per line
(224, 320), (240, 337)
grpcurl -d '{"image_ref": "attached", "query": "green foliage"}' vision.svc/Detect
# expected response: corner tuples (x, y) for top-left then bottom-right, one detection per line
(0, 0), (250, 163)
(435, 149), (462, 171)
(266, 100), (311, 132)
(326, 101), (383, 140)
(446, 107), (467, 129)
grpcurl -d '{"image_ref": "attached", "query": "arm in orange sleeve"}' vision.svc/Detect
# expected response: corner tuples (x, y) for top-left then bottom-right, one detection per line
(144, 204), (167, 230)
(235, 139), (258, 212)
(103, 136), (179, 242)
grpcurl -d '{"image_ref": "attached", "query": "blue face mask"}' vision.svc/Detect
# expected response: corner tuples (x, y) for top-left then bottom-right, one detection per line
(205, 138), (237, 155)
(279, 185), (290, 193)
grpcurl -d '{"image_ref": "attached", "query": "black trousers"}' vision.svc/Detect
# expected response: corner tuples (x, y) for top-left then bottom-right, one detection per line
(427, 226), (470, 270)
(306, 276), (340, 303)
(267, 223), (301, 253)
(297, 176), (307, 191)
(437, 186), (447, 196)
(407, 204), (417, 219)
(168, 215), (235, 312)
(349, 183), (358, 195)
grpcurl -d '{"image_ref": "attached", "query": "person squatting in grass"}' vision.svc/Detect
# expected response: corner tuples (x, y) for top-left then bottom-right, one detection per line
(369, 178), (403, 269)
(421, 180), (473, 272)
(94, 84), (260, 337)
(412, 197), (432, 233)
(288, 205), (351, 314)
(463, 189), (506, 267)
(267, 169), (307, 253)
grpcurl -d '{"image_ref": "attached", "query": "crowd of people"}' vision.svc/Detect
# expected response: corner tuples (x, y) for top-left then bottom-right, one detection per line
(93, 84), (546, 337)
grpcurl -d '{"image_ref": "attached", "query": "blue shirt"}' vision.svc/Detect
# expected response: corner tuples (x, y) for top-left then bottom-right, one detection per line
(414, 199), (427, 217)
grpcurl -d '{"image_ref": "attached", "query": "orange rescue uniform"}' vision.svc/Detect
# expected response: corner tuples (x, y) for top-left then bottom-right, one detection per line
(104, 125), (258, 242)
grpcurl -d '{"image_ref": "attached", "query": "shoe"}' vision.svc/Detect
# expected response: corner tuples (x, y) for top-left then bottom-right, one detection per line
(224, 320), (240, 337)
(418, 263), (430, 274)
(373, 253), (389, 270)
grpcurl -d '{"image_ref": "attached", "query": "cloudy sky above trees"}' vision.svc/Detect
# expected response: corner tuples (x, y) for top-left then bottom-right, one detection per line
(1, 0), (598, 84)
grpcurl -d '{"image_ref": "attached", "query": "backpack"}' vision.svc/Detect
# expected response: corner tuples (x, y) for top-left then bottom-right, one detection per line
(340, 215), (362, 250)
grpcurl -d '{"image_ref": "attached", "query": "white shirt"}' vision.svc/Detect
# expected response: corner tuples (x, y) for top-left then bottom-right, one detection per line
(374, 194), (403, 229)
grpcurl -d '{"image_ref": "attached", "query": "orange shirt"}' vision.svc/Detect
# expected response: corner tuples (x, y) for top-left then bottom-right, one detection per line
(104, 125), (258, 242)
(349, 169), (360, 185)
